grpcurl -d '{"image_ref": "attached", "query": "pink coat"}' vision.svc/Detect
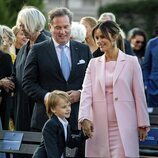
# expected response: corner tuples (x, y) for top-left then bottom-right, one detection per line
(78, 50), (150, 157)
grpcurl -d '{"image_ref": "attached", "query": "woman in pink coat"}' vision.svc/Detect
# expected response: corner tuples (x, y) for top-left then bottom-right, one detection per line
(78, 21), (150, 158)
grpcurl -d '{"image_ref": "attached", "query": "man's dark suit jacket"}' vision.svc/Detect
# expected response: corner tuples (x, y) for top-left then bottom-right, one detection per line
(22, 38), (92, 131)
(32, 115), (87, 158)
(143, 37), (158, 107)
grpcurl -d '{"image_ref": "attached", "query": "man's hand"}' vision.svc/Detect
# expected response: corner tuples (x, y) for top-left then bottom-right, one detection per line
(81, 119), (93, 138)
(67, 90), (81, 104)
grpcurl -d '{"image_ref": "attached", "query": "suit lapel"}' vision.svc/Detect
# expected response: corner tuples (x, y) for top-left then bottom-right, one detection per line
(47, 39), (64, 80)
(53, 115), (65, 141)
(113, 50), (126, 86)
(98, 51), (126, 94)
(47, 39), (81, 81)
(98, 55), (106, 95)
(68, 41), (80, 80)
(66, 124), (71, 143)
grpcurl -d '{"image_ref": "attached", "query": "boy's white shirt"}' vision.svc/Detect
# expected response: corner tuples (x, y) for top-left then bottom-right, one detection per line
(57, 116), (68, 141)
(57, 116), (69, 158)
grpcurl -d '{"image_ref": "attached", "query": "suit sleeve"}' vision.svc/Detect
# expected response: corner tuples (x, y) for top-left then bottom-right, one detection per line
(22, 46), (47, 104)
(67, 130), (87, 148)
(142, 40), (152, 87)
(132, 57), (150, 127)
(43, 121), (60, 158)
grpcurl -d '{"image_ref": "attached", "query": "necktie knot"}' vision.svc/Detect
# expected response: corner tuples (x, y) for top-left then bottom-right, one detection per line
(59, 45), (65, 50)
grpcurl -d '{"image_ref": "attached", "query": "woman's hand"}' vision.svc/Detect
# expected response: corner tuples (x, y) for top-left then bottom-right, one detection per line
(81, 119), (93, 138)
(138, 126), (150, 141)
(0, 77), (15, 92)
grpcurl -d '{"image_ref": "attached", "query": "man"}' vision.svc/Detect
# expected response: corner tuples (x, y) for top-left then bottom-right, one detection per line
(22, 7), (91, 156)
(143, 36), (158, 107)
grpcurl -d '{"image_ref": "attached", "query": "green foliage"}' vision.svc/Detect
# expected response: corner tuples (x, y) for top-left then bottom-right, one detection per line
(98, 0), (158, 38)
(0, 0), (8, 24)
(0, 0), (44, 28)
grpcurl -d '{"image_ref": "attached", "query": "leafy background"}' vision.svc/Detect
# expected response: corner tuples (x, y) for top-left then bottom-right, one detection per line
(98, 0), (158, 39)
(0, 0), (44, 27)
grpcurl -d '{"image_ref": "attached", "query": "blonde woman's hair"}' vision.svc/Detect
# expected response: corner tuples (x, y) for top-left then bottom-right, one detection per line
(12, 25), (20, 36)
(2, 25), (15, 45)
(80, 16), (98, 28)
(16, 7), (46, 33)
(46, 90), (71, 118)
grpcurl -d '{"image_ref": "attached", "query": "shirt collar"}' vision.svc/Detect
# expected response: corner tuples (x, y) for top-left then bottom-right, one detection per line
(57, 116), (68, 127)
(52, 38), (70, 48)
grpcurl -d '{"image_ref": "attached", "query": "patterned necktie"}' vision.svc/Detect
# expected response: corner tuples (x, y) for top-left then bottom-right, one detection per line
(59, 45), (70, 81)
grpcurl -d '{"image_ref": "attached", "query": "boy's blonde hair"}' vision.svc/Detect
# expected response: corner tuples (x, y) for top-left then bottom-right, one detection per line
(46, 90), (71, 118)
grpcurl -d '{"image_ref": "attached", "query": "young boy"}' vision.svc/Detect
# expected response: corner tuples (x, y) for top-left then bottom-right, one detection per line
(33, 90), (87, 158)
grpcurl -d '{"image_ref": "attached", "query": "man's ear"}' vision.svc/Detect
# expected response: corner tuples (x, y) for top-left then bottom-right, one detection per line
(48, 23), (52, 32)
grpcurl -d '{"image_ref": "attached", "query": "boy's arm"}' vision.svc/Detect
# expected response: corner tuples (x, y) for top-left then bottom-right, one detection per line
(67, 129), (88, 148)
